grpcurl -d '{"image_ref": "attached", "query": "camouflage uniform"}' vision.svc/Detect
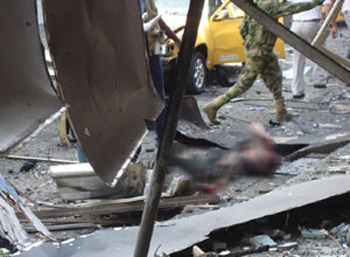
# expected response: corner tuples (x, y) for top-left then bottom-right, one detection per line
(203, 0), (324, 124)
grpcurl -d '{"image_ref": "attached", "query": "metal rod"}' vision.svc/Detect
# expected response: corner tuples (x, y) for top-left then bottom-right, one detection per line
(0, 154), (79, 164)
(133, 1), (205, 256)
(230, 0), (350, 85)
(312, 0), (343, 47)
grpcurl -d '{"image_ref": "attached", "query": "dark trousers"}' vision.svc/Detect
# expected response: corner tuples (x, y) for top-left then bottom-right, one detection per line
(149, 55), (166, 144)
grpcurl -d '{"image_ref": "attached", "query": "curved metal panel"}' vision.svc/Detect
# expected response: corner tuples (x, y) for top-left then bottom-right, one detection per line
(0, 0), (62, 153)
(43, 0), (163, 182)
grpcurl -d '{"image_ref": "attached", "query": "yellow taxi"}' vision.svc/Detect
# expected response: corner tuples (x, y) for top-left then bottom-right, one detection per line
(156, 0), (286, 93)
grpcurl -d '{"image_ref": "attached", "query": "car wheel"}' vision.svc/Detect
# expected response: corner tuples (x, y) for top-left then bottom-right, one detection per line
(186, 51), (207, 94)
(216, 66), (238, 88)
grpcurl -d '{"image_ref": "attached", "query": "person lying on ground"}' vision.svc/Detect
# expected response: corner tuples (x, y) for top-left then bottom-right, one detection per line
(167, 122), (280, 193)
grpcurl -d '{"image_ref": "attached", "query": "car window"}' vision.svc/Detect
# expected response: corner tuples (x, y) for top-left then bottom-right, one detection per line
(212, 2), (244, 21)
(208, 0), (224, 17)
(226, 2), (244, 19)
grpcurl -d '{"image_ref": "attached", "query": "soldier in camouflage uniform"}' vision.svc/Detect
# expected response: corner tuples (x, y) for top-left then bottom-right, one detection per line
(203, 0), (325, 125)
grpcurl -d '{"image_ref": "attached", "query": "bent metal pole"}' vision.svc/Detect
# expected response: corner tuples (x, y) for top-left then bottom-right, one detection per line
(133, 0), (205, 257)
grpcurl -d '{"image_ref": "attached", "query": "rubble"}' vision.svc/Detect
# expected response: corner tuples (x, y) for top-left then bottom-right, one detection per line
(2, 1), (350, 256)
(286, 132), (350, 161)
(300, 228), (329, 239)
(0, 176), (54, 251)
(15, 175), (350, 256)
(249, 235), (277, 248)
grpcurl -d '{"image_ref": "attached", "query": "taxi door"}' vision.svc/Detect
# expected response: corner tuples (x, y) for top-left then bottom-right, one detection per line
(209, 1), (246, 65)
(209, 1), (285, 66)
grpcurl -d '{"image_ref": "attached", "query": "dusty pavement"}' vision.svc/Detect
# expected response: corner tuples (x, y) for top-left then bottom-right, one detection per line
(2, 26), (350, 255)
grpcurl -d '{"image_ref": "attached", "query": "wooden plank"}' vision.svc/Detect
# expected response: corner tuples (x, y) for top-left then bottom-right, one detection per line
(230, 0), (350, 84)
(0, 154), (78, 164)
(319, 46), (350, 69)
(17, 195), (219, 220)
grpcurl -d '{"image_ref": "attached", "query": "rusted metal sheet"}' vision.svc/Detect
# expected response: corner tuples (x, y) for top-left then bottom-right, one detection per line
(0, 1), (62, 153)
(18, 175), (350, 257)
(42, 0), (163, 183)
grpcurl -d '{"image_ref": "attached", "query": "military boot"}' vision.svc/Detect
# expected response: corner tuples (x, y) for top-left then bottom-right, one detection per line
(203, 96), (228, 125)
(274, 99), (293, 122)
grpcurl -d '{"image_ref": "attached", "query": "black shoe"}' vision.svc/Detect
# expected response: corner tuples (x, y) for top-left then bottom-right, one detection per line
(314, 84), (326, 88)
(293, 93), (305, 99)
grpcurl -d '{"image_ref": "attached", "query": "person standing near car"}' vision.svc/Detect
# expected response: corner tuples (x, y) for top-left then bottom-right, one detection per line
(141, 0), (181, 144)
(291, 0), (336, 99)
(203, 0), (325, 125)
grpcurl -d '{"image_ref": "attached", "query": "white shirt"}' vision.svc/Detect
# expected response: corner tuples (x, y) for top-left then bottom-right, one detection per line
(343, 0), (350, 13)
(292, 0), (331, 21)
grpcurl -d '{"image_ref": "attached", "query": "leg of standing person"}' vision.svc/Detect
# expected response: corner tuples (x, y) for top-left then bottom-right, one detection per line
(343, 11), (350, 60)
(261, 52), (292, 121)
(149, 54), (166, 144)
(307, 22), (328, 88)
(291, 21), (307, 98)
(344, 10), (350, 87)
(203, 49), (263, 125)
(131, 54), (164, 163)
(261, 52), (283, 101)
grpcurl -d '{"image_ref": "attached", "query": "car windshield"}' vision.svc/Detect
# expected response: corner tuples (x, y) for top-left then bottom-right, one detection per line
(155, 0), (190, 16)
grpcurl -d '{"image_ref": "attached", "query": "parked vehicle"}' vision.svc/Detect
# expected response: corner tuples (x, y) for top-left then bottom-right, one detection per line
(156, 0), (286, 94)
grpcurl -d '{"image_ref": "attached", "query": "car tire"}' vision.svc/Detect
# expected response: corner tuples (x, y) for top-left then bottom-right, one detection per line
(186, 51), (207, 94)
(216, 66), (238, 88)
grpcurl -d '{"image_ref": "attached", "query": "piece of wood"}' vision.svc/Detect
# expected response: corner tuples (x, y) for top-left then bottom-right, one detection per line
(17, 194), (219, 220)
(312, 0), (344, 47)
(23, 223), (98, 232)
(318, 46), (350, 69)
(230, 0), (350, 84)
(134, 1), (205, 257)
(1, 154), (78, 164)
